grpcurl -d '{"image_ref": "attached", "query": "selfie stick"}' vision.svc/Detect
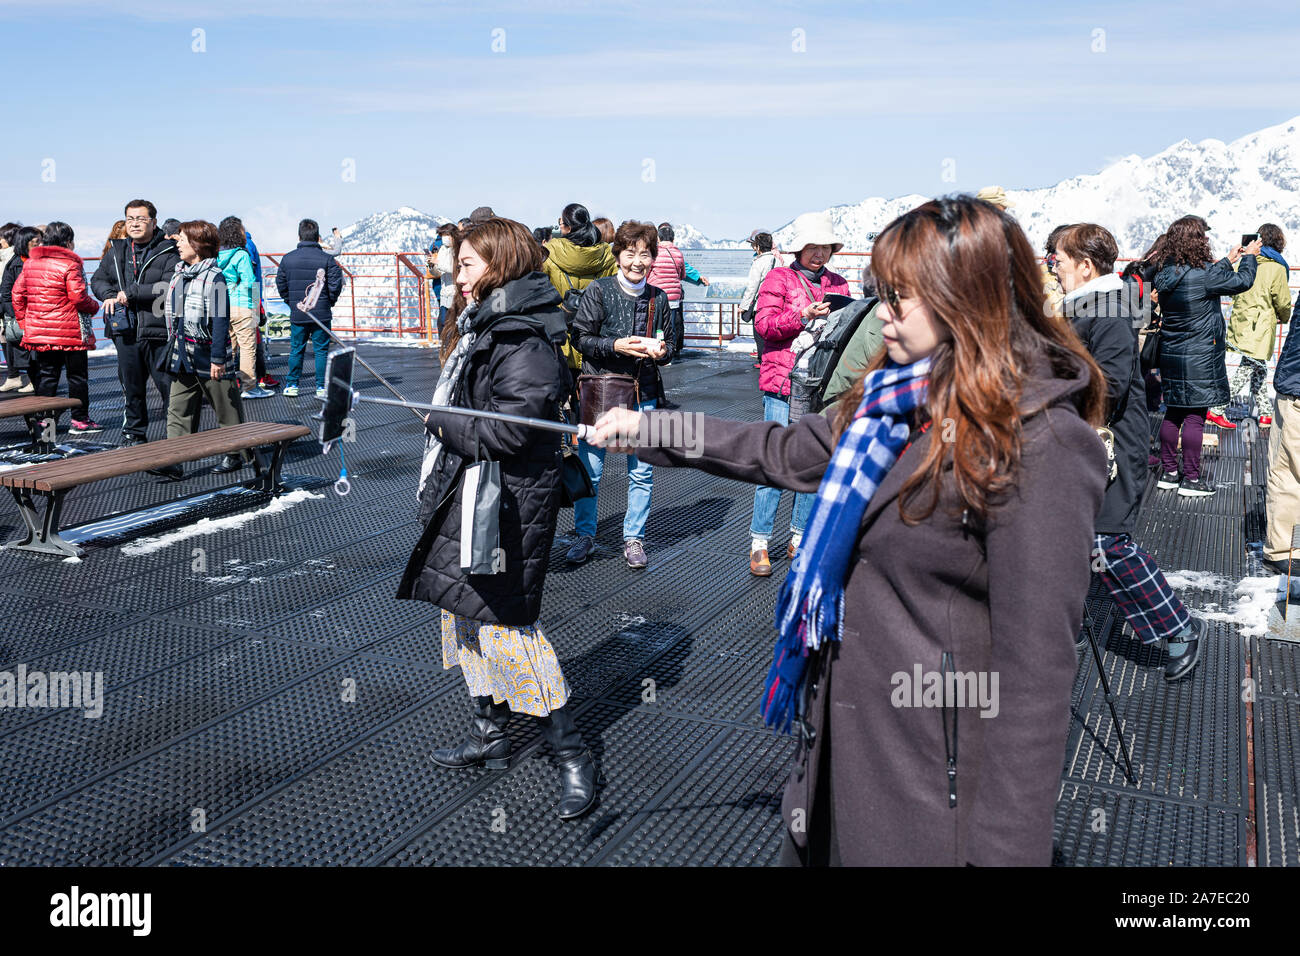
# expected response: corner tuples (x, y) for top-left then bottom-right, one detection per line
(296, 269), (427, 425)
(301, 270), (594, 448)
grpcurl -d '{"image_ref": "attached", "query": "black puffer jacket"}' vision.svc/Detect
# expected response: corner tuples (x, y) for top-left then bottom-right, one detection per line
(1064, 277), (1147, 536)
(1154, 256), (1257, 408)
(397, 272), (570, 626)
(1273, 290), (1300, 398)
(90, 233), (180, 342)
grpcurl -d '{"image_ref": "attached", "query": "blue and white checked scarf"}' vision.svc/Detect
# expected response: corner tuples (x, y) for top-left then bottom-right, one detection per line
(762, 357), (931, 733)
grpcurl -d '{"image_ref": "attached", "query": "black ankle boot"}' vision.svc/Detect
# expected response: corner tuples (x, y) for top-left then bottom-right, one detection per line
(537, 706), (597, 819)
(431, 696), (512, 770)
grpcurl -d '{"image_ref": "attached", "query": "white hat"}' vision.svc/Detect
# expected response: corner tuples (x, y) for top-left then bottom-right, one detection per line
(786, 211), (843, 255)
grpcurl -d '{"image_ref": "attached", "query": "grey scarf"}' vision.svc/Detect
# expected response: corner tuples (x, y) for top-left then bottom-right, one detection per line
(416, 306), (479, 501)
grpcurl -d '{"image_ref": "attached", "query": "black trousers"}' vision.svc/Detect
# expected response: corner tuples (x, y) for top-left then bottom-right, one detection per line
(2, 340), (29, 375)
(114, 332), (172, 439)
(27, 349), (89, 423)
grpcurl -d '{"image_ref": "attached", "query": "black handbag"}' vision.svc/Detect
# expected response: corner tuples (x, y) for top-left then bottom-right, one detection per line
(105, 305), (134, 337)
(557, 408), (595, 507)
(1138, 326), (1161, 371)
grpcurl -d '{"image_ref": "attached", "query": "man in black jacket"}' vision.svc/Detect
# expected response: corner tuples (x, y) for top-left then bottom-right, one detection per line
(1057, 223), (1203, 681)
(90, 199), (180, 445)
(1265, 289), (1300, 574)
(274, 219), (343, 398)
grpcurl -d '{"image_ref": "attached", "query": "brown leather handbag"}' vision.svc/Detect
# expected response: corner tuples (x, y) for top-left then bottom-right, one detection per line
(576, 295), (656, 427)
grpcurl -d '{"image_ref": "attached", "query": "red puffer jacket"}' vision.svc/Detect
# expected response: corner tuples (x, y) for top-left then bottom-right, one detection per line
(12, 246), (99, 350)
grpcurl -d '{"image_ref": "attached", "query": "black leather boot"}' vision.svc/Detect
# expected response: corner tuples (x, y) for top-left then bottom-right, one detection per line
(537, 706), (597, 819)
(430, 696), (512, 770)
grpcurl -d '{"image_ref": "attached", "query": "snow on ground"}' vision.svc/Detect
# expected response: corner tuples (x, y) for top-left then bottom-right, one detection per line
(1164, 570), (1233, 592)
(120, 488), (325, 556)
(1188, 575), (1282, 638)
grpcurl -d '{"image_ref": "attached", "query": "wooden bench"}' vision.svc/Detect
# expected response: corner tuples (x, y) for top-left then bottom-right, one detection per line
(1, 421), (310, 556)
(0, 395), (84, 450)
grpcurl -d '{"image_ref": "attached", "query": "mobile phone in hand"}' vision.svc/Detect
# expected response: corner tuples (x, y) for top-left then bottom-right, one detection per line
(1242, 233), (1259, 246)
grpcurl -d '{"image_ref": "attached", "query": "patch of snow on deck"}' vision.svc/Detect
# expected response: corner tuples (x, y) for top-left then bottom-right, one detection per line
(1190, 575), (1281, 638)
(121, 488), (325, 556)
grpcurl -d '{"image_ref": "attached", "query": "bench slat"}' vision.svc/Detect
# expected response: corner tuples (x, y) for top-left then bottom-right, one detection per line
(0, 423), (311, 493)
(0, 396), (82, 418)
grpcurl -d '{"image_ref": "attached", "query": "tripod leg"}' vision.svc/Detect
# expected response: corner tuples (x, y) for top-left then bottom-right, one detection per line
(1082, 604), (1137, 785)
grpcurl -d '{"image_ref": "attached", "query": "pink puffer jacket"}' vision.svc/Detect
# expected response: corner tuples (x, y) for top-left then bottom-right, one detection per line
(754, 266), (849, 396)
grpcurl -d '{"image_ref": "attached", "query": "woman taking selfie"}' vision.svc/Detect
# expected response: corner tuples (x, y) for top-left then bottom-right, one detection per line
(398, 217), (598, 820)
(591, 196), (1107, 865)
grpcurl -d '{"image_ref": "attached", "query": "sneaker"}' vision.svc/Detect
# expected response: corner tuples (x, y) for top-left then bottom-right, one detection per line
(1165, 618), (1205, 682)
(565, 535), (595, 565)
(1178, 477), (1216, 497)
(259, 375), (281, 388)
(0, 377), (22, 392)
(749, 548), (772, 577)
(623, 538), (648, 569)
(315, 388), (327, 400)
(1157, 471), (1180, 490)
(241, 385), (274, 400)
(1259, 415), (1273, 427)
(68, 419), (103, 434)
(17, 381), (33, 394)
(120, 434), (146, 447)
(282, 385), (299, 397)
(1205, 411), (1236, 429)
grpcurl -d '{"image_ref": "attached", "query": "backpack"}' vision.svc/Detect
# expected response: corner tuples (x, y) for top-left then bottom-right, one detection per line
(789, 295), (878, 411)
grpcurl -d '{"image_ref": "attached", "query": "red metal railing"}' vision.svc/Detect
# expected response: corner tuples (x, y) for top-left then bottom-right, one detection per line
(74, 250), (1300, 359)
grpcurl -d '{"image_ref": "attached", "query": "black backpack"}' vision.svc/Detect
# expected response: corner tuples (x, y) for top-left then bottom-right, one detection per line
(789, 295), (879, 411)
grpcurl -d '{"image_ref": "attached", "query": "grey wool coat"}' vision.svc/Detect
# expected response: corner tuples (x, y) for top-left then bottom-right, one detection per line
(635, 354), (1106, 865)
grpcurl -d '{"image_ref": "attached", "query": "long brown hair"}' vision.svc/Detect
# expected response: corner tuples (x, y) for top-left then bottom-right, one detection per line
(102, 219), (126, 256)
(833, 196), (1104, 524)
(440, 217), (543, 359)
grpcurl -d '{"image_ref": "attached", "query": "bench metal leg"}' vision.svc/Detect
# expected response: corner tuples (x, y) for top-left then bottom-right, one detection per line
(6, 488), (81, 557)
(246, 440), (291, 495)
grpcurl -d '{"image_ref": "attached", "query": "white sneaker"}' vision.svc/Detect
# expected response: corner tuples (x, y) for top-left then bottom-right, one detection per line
(282, 385), (299, 397)
(315, 388), (327, 400)
(241, 385), (274, 400)
(0, 377), (22, 392)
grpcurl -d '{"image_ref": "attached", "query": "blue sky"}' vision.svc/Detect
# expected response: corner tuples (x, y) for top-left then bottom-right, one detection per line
(3, 0), (1298, 252)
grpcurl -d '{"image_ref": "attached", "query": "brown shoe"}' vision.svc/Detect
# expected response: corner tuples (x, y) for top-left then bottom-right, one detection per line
(787, 542), (797, 560)
(750, 548), (772, 576)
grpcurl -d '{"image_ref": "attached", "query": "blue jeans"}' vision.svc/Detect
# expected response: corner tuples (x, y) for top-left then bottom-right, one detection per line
(574, 398), (656, 540)
(751, 393), (815, 537)
(287, 324), (332, 389)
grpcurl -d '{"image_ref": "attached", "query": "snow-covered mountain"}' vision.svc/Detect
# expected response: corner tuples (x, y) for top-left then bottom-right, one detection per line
(340, 206), (452, 254)
(336, 116), (1300, 262)
(676, 116), (1300, 257)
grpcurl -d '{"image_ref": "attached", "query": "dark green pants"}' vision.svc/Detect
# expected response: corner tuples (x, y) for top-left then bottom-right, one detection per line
(166, 371), (251, 460)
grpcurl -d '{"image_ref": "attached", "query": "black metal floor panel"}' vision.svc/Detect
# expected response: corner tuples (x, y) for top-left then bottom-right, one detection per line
(0, 345), (1295, 865)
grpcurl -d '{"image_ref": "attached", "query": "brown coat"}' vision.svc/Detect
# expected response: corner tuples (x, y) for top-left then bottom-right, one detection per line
(636, 356), (1105, 865)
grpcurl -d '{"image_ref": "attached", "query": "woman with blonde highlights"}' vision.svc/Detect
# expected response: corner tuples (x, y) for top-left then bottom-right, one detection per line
(591, 195), (1108, 865)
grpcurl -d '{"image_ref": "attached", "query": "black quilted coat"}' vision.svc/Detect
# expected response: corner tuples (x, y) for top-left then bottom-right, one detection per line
(397, 273), (570, 626)
(1154, 256), (1257, 408)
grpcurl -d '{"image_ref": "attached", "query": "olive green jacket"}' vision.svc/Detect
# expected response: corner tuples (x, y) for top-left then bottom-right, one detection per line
(1227, 255), (1292, 361)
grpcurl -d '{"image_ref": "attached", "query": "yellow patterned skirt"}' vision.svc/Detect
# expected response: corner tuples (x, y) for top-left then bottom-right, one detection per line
(439, 610), (570, 716)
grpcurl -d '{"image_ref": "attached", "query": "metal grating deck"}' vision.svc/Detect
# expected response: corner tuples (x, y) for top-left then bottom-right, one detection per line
(0, 343), (1294, 865)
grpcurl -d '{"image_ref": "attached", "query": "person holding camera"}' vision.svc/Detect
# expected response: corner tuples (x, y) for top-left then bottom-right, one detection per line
(748, 211), (849, 576)
(565, 220), (675, 569)
(1153, 216), (1259, 496)
(1209, 224), (1291, 427)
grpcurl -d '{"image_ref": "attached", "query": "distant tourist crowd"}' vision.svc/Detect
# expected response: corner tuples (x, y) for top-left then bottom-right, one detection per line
(3, 188), (1296, 866)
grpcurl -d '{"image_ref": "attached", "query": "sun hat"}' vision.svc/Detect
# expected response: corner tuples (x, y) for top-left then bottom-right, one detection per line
(786, 211), (843, 255)
(975, 186), (1016, 210)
